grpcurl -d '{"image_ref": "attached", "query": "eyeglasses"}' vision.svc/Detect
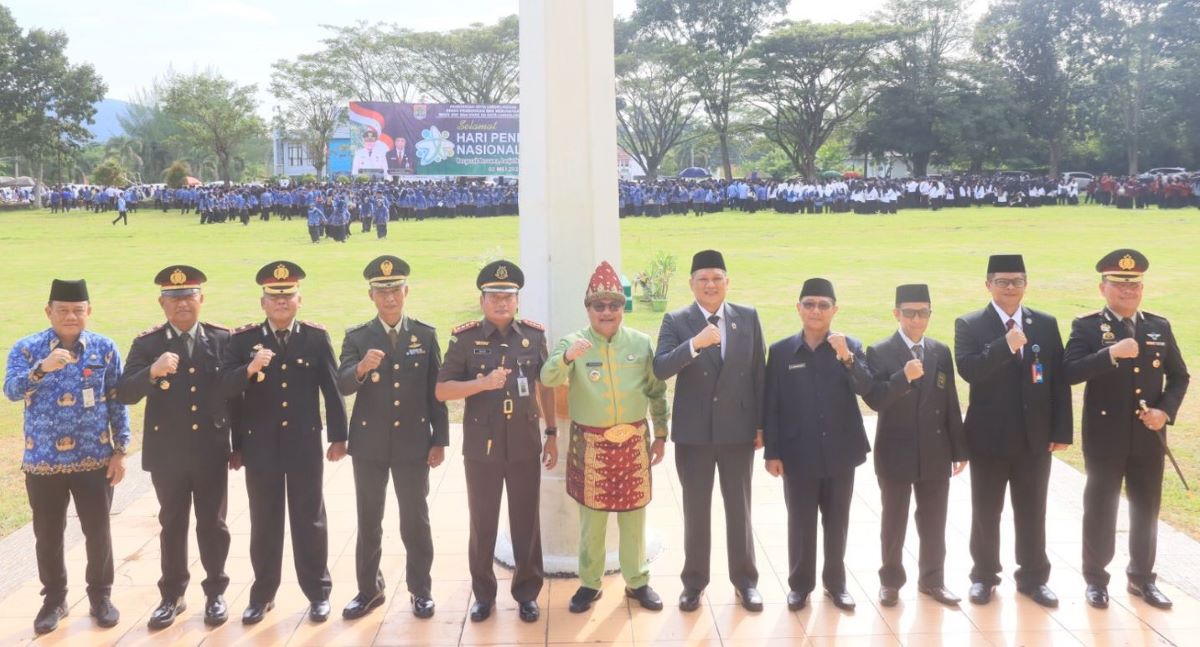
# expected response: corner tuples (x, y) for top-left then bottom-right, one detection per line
(589, 301), (625, 313)
(900, 308), (933, 319)
(990, 278), (1027, 289)
(799, 300), (834, 311)
(363, 132), (377, 140)
(1106, 280), (1143, 292)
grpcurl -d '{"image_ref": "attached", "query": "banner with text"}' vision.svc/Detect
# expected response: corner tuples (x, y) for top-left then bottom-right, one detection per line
(347, 102), (519, 177)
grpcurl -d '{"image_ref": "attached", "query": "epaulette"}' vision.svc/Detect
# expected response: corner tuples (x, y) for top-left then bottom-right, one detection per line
(136, 323), (166, 338)
(518, 318), (545, 332)
(299, 320), (326, 331)
(233, 322), (259, 335)
(452, 320), (480, 334)
(1074, 309), (1102, 320)
(408, 317), (436, 330)
(202, 321), (230, 331)
(344, 321), (369, 334)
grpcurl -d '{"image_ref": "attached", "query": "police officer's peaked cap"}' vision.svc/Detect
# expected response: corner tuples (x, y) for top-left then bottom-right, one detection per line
(1096, 248), (1148, 283)
(154, 265), (206, 297)
(256, 261), (305, 295)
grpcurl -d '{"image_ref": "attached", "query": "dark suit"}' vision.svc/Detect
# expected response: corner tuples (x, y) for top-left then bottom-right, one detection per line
(221, 320), (347, 605)
(764, 332), (872, 594)
(118, 321), (236, 600)
(338, 316), (448, 599)
(653, 302), (764, 592)
(1064, 308), (1189, 586)
(954, 303), (1071, 589)
(864, 332), (966, 589)
(438, 318), (546, 604)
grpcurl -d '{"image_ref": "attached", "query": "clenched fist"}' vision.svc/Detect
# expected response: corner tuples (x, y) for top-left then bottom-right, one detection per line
(903, 358), (924, 382)
(828, 332), (850, 361)
(151, 352), (180, 379)
(247, 347), (275, 376)
(39, 348), (74, 374)
(1006, 327), (1027, 354)
(479, 367), (511, 390)
(692, 324), (721, 350)
(358, 348), (386, 375)
(1110, 337), (1139, 360)
(565, 338), (593, 363)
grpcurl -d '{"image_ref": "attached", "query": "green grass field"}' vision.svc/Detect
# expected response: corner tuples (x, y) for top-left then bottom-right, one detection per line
(1, 204), (1198, 538)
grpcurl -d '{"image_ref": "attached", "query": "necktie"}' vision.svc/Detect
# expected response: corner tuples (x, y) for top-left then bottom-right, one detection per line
(912, 343), (924, 362)
(179, 332), (193, 358)
(1006, 318), (1022, 359)
(275, 329), (288, 353)
(388, 328), (400, 351)
(708, 314), (723, 360)
(1122, 317), (1137, 339)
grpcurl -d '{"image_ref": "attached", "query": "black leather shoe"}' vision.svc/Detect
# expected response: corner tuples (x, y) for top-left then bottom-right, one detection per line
(469, 600), (493, 622)
(241, 600), (274, 625)
(825, 589), (856, 611)
(735, 587), (763, 612)
(33, 601), (68, 635)
(625, 585), (663, 611)
(679, 588), (702, 612)
(308, 599), (331, 623)
(89, 597), (120, 628)
(968, 582), (993, 605)
(1018, 584), (1059, 608)
(786, 590), (809, 611)
(148, 597), (186, 630)
(342, 592), (385, 620)
(918, 585), (961, 606)
(1086, 584), (1109, 609)
(568, 587), (602, 613)
(518, 600), (539, 623)
(204, 595), (228, 627)
(411, 595), (436, 619)
(1128, 582), (1173, 609)
(878, 586), (899, 607)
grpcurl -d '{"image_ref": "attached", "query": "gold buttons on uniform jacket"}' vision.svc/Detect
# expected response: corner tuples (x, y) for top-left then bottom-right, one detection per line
(393, 421), (400, 427)
(282, 401), (288, 407)
(1134, 367), (1141, 373)
(281, 364), (288, 370)
(361, 421), (367, 426)
(282, 421), (288, 427)
(281, 382), (288, 389)
(393, 382), (400, 388)
(394, 364), (400, 370)
(394, 400), (400, 406)
(1136, 388), (1142, 394)
(188, 367), (195, 374)
(192, 424), (199, 430)
(190, 386), (197, 392)
(153, 425), (159, 431)
(191, 405), (198, 412)
(1101, 410), (1107, 416)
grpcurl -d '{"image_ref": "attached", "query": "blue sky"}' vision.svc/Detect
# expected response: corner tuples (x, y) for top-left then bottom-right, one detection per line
(6, 0), (938, 114)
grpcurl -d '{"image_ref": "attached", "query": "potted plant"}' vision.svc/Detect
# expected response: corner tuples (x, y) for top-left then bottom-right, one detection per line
(632, 271), (652, 303)
(645, 251), (676, 312)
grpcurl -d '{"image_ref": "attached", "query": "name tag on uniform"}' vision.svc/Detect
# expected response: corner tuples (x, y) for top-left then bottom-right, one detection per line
(473, 348), (491, 355)
(82, 388), (96, 408)
(1031, 363), (1044, 384)
(407, 347), (427, 356)
(788, 363), (806, 370)
(517, 376), (530, 397)
(937, 372), (947, 389)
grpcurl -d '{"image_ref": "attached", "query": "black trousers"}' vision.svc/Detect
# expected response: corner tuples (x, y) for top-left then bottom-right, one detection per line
(26, 468), (114, 605)
(111, 211), (127, 225)
(877, 474), (949, 589)
(968, 450), (1051, 588)
(375, 223), (387, 239)
(676, 443), (758, 591)
(308, 225), (321, 242)
(1082, 451), (1164, 586)
(245, 461), (331, 604)
(151, 464), (231, 599)
(352, 456), (433, 598)
(782, 467), (854, 594)
(464, 457), (543, 603)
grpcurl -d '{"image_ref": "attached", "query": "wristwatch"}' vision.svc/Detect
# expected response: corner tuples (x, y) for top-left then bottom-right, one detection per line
(30, 366), (46, 382)
(543, 427), (558, 437)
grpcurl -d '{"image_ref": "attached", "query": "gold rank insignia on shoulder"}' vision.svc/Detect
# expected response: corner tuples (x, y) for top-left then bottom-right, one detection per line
(522, 338), (530, 348)
(160, 380), (170, 390)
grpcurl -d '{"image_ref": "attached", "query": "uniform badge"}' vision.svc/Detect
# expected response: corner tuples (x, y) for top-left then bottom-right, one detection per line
(627, 354), (636, 361)
(170, 268), (187, 285)
(273, 264), (290, 280)
(937, 372), (947, 389)
(371, 371), (380, 383)
(256, 372), (266, 383)
(1153, 359), (1162, 368)
(495, 265), (509, 280)
(1100, 323), (1111, 332)
(1147, 333), (1162, 341)
(1102, 332), (1115, 341)
(58, 393), (76, 407)
(160, 380), (171, 391)
(522, 338), (530, 348)
(474, 340), (490, 346)
(410, 334), (419, 344)
(1118, 254), (1136, 270)
(588, 369), (601, 382)
(1025, 317), (1032, 325)
(381, 259), (394, 276)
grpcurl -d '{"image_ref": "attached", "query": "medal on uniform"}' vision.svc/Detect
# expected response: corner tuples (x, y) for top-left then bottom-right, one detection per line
(1030, 344), (1044, 384)
(371, 371), (380, 383)
(1153, 359), (1161, 368)
(588, 369), (601, 382)
(522, 338), (530, 348)
(160, 379), (171, 390)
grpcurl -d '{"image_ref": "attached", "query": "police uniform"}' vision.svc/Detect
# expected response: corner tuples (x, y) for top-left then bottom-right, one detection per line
(220, 261), (347, 621)
(116, 266), (235, 627)
(337, 256), (448, 619)
(437, 260), (549, 621)
(4, 279), (130, 634)
(1064, 250), (1189, 609)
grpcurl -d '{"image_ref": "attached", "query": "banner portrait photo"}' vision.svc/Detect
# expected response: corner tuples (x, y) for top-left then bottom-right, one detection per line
(347, 102), (519, 177)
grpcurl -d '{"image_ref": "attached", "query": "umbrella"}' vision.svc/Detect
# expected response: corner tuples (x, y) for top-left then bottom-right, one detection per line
(819, 170), (843, 180)
(678, 167), (712, 178)
(185, 176), (202, 187)
(842, 170), (862, 179)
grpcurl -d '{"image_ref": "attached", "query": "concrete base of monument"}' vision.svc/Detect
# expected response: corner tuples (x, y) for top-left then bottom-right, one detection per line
(492, 462), (666, 577)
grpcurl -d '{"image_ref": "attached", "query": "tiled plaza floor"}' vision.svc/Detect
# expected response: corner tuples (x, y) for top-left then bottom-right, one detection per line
(0, 420), (1196, 646)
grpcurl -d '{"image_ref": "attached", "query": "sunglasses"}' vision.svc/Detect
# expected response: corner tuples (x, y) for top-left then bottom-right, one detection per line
(990, 278), (1027, 288)
(589, 301), (624, 313)
(799, 300), (834, 311)
(900, 308), (933, 319)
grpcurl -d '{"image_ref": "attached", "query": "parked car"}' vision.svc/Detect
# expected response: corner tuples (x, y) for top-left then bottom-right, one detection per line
(1063, 171), (1095, 190)
(1137, 167), (1187, 181)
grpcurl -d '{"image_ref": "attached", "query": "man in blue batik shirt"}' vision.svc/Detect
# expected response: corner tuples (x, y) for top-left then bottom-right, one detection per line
(4, 279), (131, 635)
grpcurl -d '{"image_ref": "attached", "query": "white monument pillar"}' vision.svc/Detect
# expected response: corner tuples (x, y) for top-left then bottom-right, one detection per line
(495, 0), (661, 575)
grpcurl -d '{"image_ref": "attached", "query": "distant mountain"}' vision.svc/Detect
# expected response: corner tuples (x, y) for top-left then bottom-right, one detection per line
(86, 98), (132, 143)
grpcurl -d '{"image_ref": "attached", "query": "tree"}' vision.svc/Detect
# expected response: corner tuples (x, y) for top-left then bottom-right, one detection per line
(0, 6), (106, 185)
(854, 0), (970, 176)
(977, 0), (1083, 176)
(615, 33), (700, 182)
(406, 16), (520, 104)
(118, 82), (187, 182)
(634, 0), (789, 180)
(161, 72), (265, 183)
(271, 55), (345, 178)
(744, 21), (901, 178)
(163, 160), (190, 188)
(104, 135), (144, 179)
(318, 23), (419, 103)
(92, 158), (129, 187)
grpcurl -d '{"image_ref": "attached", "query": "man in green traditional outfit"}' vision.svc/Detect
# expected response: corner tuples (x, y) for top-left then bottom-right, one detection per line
(541, 260), (670, 614)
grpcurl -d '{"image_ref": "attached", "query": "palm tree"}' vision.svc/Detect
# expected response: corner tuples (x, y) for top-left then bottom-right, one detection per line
(104, 136), (145, 178)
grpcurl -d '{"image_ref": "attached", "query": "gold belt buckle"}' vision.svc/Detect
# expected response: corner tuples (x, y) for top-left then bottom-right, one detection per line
(503, 399), (514, 415)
